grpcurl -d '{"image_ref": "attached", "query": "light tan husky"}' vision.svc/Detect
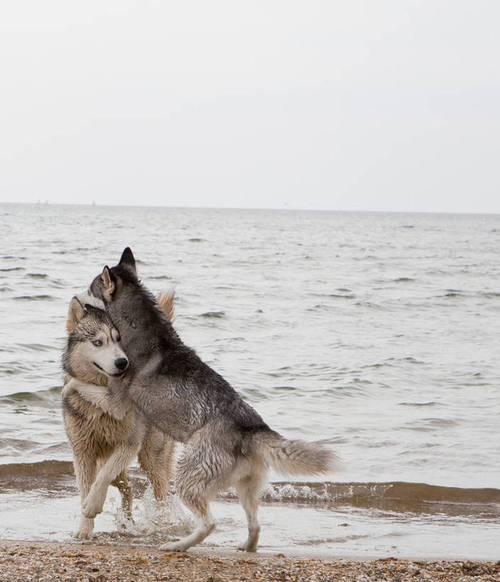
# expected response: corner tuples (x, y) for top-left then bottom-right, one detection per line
(62, 292), (175, 539)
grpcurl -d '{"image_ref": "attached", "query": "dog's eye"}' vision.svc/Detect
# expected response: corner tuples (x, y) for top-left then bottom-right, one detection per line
(92, 339), (103, 347)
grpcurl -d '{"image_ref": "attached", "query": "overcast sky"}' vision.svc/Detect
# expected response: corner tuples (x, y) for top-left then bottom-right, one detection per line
(0, 1), (499, 213)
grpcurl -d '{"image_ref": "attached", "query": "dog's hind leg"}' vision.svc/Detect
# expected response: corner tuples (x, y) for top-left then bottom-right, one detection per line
(139, 431), (174, 502)
(160, 440), (231, 552)
(111, 470), (133, 520)
(161, 489), (215, 552)
(235, 472), (266, 552)
(73, 452), (97, 539)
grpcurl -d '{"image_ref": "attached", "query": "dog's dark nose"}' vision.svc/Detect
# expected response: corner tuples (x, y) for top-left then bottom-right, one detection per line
(115, 357), (129, 371)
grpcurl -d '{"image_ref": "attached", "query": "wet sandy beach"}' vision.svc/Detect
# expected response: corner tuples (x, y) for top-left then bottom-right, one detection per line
(1, 541), (499, 582)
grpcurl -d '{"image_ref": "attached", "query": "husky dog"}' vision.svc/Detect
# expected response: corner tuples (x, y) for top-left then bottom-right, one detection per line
(83, 248), (334, 552)
(62, 294), (175, 539)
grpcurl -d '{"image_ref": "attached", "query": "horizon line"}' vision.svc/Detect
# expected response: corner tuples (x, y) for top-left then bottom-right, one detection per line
(0, 200), (499, 217)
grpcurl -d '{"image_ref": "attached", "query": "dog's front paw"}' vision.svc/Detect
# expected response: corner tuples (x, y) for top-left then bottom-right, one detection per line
(237, 527), (260, 552)
(82, 489), (106, 518)
(159, 541), (189, 552)
(237, 542), (258, 553)
(74, 528), (93, 540)
(74, 517), (94, 540)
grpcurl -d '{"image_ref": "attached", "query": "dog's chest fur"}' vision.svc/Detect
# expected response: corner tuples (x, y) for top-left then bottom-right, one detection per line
(63, 389), (138, 456)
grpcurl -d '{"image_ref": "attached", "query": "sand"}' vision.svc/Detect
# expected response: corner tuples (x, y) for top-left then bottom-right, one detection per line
(0, 541), (498, 582)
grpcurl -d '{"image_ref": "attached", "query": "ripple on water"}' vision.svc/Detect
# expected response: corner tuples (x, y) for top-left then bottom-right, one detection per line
(0, 387), (61, 407)
(402, 417), (460, 432)
(16, 343), (54, 353)
(310, 292), (356, 299)
(442, 289), (466, 298)
(0, 362), (33, 375)
(200, 311), (226, 318)
(399, 401), (438, 407)
(13, 294), (56, 301)
(386, 356), (426, 365)
(26, 273), (48, 279)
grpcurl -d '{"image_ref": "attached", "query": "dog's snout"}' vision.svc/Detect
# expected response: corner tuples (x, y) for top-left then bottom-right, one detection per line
(115, 357), (129, 371)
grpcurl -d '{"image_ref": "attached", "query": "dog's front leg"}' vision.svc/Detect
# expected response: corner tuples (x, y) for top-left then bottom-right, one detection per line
(73, 452), (97, 539)
(64, 377), (131, 421)
(106, 376), (134, 419)
(82, 443), (140, 518)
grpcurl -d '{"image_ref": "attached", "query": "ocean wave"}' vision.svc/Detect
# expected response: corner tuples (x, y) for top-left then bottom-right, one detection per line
(0, 460), (74, 493)
(16, 342), (55, 352)
(200, 311), (226, 319)
(13, 294), (56, 301)
(307, 303), (333, 311)
(442, 289), (466, 298)
(354, 301), (386, 310)
(399, 401), (438, 407)
(362, 357), (425, 369)
(387, 356), (425, 365)
(1, 460), (498, 520)
(236, 481), (500, 520)
(481, 291), (500, 298)
(0, 362), (34, 375)
(311, 292), (356, 299)
(401, 417), (459, 432)
(0, 386), (61, 407)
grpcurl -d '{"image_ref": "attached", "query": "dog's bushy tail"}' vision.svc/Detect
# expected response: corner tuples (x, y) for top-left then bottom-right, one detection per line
(252, 430), (335, 476)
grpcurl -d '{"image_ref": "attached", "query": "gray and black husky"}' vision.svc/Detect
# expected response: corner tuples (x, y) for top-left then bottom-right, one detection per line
(82, 248), (334, 552)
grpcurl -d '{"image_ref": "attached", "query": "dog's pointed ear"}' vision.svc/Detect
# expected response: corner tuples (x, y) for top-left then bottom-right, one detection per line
(66, 296), (86, 333)
(100, 266), (116, 300)
(83, 303), (101, 314)
(157, 290), (175, 322)
(118, 247), (136, 275)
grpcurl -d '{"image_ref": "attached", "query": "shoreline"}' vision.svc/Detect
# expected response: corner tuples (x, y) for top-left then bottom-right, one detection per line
(0, 541), (498, 582)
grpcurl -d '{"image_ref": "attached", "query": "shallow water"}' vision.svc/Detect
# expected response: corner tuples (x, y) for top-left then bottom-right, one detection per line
(1, 203), (499, 558)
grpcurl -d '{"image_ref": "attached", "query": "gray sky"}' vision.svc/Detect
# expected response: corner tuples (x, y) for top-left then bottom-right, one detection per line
(1, 1), (499, 213)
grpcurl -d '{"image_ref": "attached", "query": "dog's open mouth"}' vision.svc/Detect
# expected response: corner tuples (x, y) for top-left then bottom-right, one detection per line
(93, 362), (126, 377)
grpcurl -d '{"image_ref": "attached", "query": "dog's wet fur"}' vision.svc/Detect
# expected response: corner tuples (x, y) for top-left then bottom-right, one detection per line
(84, 248), (334, 552)
(62, 294), (175, 539)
